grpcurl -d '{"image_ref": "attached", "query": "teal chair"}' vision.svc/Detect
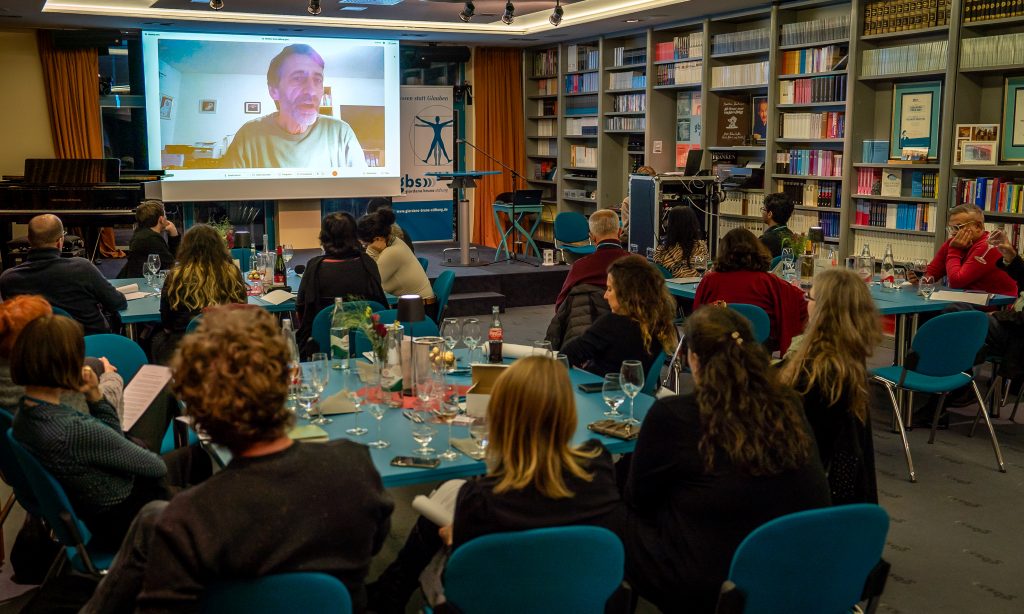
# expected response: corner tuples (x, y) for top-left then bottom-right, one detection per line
(186, 314), (203, 333)
(553, 212), (596, 258)
(6, 430), (114, 576)
(230, 248), (252, 272)
(51, 306), (73, 318)
(377, 310), (440, 337)
(643, 351), (667, 396)
(417, 256), (429, 273)
(311, 301), (387, 356)
(871, 310), (1005, 482)
(728, 304), (771, 345)
(84, 334), (148, 382)
(717, 504), (890, 614)
(432, 270), (456, 323)
(201, 572), (352, 614)
(0, 410), (41, 517)
(440, 526), (623, 614)
(769, 255), (782, 270)
(653, 262), (672, 279)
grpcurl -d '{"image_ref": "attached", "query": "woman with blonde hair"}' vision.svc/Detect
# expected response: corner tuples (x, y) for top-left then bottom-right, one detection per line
(562, 254), (677, 376)
(150, 224), (247, 364)
(780, 268), (882, 504)
(368, 356), (624, 613)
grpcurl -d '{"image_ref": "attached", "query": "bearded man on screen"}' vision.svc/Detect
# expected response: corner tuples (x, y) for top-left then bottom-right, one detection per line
(222, 44), (367, 169)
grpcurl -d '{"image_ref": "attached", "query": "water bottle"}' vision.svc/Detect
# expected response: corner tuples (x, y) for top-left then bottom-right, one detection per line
(857, 243), (874, 284)
(880, 244), (897, 291)
(281, 319), (301, 412)
(329, 297), (350, 370)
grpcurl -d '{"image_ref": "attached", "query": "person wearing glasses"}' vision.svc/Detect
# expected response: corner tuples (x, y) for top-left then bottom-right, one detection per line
(923, 204), (1017, 297)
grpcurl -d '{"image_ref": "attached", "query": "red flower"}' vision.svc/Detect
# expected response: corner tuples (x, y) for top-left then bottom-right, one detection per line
(371, 313), (381, 324)
(374, 323), (388, 338)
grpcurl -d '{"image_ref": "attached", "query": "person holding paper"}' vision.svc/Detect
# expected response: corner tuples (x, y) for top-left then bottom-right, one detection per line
(653, 205), (709, 279)
(924, 204), (1017, 297)
(0, 214), (126, 335)
(367, 356), (624, 613)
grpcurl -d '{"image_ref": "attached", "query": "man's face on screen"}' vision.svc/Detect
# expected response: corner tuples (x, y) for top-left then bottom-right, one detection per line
(269, 52), (324, 134)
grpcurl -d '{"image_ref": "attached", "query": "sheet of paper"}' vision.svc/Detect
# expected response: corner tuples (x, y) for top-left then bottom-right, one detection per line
(930, 290), (991, 306)
(116, 283), (139, 294)
(122, 364), (172, 431)
(412, 479), (466, 526)
(122, 292), (151, 301)
(260, 289), (295, 305)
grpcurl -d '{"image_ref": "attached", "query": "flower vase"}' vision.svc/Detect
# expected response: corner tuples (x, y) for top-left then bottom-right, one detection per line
(380, 324), (404, 408)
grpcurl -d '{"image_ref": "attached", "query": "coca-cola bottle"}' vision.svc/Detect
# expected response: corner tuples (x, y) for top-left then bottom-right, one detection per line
(487, 305), (503, 364)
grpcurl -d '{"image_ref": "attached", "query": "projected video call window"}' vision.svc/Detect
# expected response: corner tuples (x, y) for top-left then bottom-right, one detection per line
(143, 31), (399, 186)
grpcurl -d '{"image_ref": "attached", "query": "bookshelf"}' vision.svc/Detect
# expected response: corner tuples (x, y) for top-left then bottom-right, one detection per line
(524, 46), (561, 244)
(601, 32), (648, 209)
(560, 40), (602, 218)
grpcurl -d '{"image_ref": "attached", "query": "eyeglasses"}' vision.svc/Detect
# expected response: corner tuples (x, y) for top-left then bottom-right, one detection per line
(947, 222), (975, 233)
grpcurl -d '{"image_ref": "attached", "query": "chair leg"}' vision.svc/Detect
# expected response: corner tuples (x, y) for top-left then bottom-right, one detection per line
(927, 393), (948, 444)
(879, 379), (916, 482)
(1008, 385), (1024, 422)
(971, 381), (1007, 473)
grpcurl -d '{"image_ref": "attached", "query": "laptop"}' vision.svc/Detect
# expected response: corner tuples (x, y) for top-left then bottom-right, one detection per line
(683, 149), (704, 176)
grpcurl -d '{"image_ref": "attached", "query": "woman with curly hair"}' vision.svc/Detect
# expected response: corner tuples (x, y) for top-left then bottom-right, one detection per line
(624, 306), (829, 613)
(780, 268), (882, 504)
(562, 254), (677, 376)
(150, 224), (247, 364)
(693, 227), (807, 352)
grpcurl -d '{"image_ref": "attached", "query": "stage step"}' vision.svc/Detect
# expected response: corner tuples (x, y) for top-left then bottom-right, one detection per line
(445, 291), (506, 317)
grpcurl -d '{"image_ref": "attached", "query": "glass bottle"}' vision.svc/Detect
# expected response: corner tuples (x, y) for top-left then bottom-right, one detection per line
(487, 305), (503, 364)
(857, 243), (874, 283)
(330, 297), (350, 370)
(281, 319), (301, 412)
(880, 244), (897, 291)
(273, 245), (286, 285)
(381, 323), (404, 408)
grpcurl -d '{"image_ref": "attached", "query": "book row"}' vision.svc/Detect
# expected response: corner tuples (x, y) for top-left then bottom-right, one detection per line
(955, 177), (1024, 213)
(612, 46), (646, 67)
(777, 179), (842, 209)
(962, 0), (1024, 22)
(775, 149), (843, 177)
(565, 116), (598, 135)
(536, 78), (557, 96)
(655, 61), (703, 87)
(606, 116), (646, 131)
(778, 74), (847, 104)
(533, 119), (557, 137)
(711, 61), (770, 88)
(569, 145), (597, 168)
(862, 0), (951, 36)
(534, 99), (557, 116)
(779, 112), (845, 139)
(851, 231), (936, 263)
(531, 160), (556, 181)
(854, 200), (934, 231)
(566, 44), (599, 72)
(779, 14), (851, 48)
(960, 32), (1024, 69)
(779, 45), (846, 76)
(791, 210), (841, 240)
(654, 33), (704, 62)
(711, 28), (770, 56)
(534, 140), (557, 156)
(720, 191), (766, 216)
(564, 72), (599, 94)
(609, 71), (646, 90)
(532, 49), (557, 77)
(855, 168), (937, 198)
(611, 94), (646, 113)
(861, 39), (948, 76)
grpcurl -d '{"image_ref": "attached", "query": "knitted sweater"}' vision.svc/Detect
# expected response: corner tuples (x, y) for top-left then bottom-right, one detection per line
(12, 396), (166, 515)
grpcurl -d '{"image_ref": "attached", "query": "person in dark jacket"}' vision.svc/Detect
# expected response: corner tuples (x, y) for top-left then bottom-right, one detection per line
(554, 209), (627, 309)
(118, 200), (180, 278)
(984, 228), (1024, 375)
(0, 214), (126, 335)
(545, 283), (610, 351)
(758, 192), (795, 259)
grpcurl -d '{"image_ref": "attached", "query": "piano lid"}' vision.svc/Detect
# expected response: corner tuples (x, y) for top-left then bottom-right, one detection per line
(24, 158), (121, 185)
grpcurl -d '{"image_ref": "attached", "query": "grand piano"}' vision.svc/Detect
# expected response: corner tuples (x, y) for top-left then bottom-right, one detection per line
(0, 158), (161, 266)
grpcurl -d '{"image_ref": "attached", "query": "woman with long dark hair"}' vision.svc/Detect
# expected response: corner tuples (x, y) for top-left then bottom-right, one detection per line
(653, 206), (708, 278)
(357, 209), (436, 320)
(625, 306), (829, 613)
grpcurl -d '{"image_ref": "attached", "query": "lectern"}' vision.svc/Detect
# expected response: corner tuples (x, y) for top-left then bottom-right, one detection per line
(426, 170), (500, 267)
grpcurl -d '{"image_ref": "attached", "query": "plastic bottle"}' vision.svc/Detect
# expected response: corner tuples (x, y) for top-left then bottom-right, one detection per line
(880, 244), (896, 290)
(487, 305), (503, 364)
(330, 297), (350, 370)
(281, 319), (301, 411)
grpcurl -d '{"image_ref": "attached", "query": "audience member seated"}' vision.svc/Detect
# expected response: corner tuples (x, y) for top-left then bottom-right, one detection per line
(780, 269), (882, 505)
(10, 314), (168, 551)
(653, 205), (709, 278)
(83, 306), (394, 613)
(118, 199), (180, 279)
(150, 224), (247, 365)
(618, 165), (655, 247)
(924, 204), (1017, 297)
(0, 214), (127, 335)
(296, 212), (389, 353)
(624, 306), (830, 613)
(554, 209), (628, 310)
(545, 282), (610, 351)
(757, 192), (796, 259)
(694, 228), (807, 353)
(985, 229), (1024, 375)
(357, 209), (437, 320)
(0, 295), (123, 415)
(562, 255), (677, 377)
(367, 197), (415, 254)
(368, 356), (623, 613)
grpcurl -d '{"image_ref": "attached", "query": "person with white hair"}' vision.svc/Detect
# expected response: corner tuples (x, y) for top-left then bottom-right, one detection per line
(553, 209), (628, 310)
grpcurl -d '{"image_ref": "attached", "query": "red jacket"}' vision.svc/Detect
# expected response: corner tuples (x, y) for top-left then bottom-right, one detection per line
(925, 233), (1019, 297)
(693, 269), (808, 353)
(555, 241), (629, 309)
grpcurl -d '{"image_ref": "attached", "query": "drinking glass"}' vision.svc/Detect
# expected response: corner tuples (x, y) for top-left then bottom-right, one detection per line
(620, 360), (644, 426)
(462, 318), (481, 364)
(781, 247), (795, 265)
(308, 353), (331, 425)
(440, 318), (461, 372)
(692, 254), (708, 278)
(532, 340), (553, 358)
(146, 253), (161, 279)
(469, 416), (489, 457)
(411, 423), (437, 457)
(602, 373), (626, 418)
(344, 370), (368, 436)
(297, 383), (319, 423)
(282, 244), (294, 274)
(919, 275), (936, 300)
(555, 353), (571, 371)
(151, 271), (166, 294)
(434, 379), (460, 461)
(367, 398), (388, 448)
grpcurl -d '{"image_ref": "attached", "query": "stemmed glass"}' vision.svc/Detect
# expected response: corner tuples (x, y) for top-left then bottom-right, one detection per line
(781, 247), (795, 265)
(434, 379), (460, 461)
(462, 318), (481, 364)
(555, 353), (571, 371)
(151, 271), (166, 294)
(411, 423), (437, 457)
(532, 340), (553, 357)
(282, 244), (294, 275)
(366, 390), (389, 448)
(144, 253), (160, 286)
(602, 373), (626, 418)
(919, 275), (936, 300)
(307, 354), (331, 425)
(692, 254), (708, 278)
(440, 318), (461, 372)
(469, 415), (489, 459)
(620, 360), (644, 426)
(344, 370), (368, 436)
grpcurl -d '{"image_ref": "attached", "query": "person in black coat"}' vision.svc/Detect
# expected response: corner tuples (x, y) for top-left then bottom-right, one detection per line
(985, 228), (1024, 375)
(119, 200), (180, 278)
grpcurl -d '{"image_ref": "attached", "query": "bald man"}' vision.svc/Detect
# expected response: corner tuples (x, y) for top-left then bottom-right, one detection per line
(0, 214), (127, 334)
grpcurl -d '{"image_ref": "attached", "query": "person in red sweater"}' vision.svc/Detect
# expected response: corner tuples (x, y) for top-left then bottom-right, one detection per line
(924, 204), (1018, 297)
(554, 209), (628, 309)
(693, 228), (807, 353)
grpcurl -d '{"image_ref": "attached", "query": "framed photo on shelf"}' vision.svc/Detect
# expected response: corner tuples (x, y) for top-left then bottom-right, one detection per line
(954, 123), (1000, 164)
(960, 141), (998, 165)
(890, 81), (941, 160)
(1002, 76), (1024, 161)
(751, 95), (768, 143)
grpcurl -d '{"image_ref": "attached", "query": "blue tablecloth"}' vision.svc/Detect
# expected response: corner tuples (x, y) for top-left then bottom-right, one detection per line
(113, 274), (303, 324)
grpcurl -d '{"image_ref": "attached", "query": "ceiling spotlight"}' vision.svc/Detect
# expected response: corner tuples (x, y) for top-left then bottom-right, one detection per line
(459, 1), (475, 22)
(307, 0), (321, 15)
(209, 0), (223, 9)
(501, 1), (515, 25)
(549, 0), (563, 26)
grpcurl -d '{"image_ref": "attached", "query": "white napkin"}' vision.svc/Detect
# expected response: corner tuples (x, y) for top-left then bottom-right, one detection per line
(261, 289), (294, 305)
(319, 390), (359, 415)
(116, 283), (139, 294)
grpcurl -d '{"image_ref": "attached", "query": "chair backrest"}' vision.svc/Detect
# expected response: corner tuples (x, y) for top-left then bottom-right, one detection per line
(0, 410), (41, 516)
(553, 212), (591, 245)
(643, 351), (666, 395)
(653, 262), (672, 279)
(728, 303), (771, 344)
(376, 310), (441, 337)
(444, 526), (624, 614)
(186, 314), (203, 333)
(311, 300), (387, 354)
(769, 255), (782, 270)
(200, 572), (352, 614)
(417, 256), (429, 273)
(910, 310), (988, 377)
(432, 270), (456, 322)
(84, 334), (148, 382)
(724, 504), (889, 614)
(51, 306), (73, 318)
(230, 248), (252, 272)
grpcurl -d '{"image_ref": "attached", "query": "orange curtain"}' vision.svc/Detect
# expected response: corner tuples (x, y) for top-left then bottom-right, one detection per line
(36, 31), (104, 159)
(471, 47), (525, 248)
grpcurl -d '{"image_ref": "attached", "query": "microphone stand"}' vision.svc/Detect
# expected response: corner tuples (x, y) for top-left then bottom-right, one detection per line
(458, 138), (539, 267)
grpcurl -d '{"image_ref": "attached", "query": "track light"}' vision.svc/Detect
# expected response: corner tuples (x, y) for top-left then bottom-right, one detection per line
(501, 1), (515, 25)
(549, 0), (563, 26)
(307, 0), (321, 15)
(459, 1), (475, 22)
(209, 0), (223, 9)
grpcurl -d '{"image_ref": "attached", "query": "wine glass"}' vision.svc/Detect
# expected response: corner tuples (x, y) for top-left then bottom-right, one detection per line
(555, 353), (571, 371)
(434, 381), (460, 461)
(440, 318), (461, 372)
(462, 318), (481, 364)
(344, 371), (368, 436)
(620, 360), (644, 426)
(469, 416), (489, 458)
(308, 353), (331, 425)
(602, 373), (626, 418)
(919, 275), (936, 300)
(151, 271), (166, 294)
(411, 423), (437, 457)
(146, 253), (161, 280)
(532, 340), (553, 358)
(416, 373), (435, 411)
(781, 247), (795, 265)
(297, 382), (319, 423)
(692, 254), (708, 278)
(366, 397), (388, 449)
(282, 244), (294, 274)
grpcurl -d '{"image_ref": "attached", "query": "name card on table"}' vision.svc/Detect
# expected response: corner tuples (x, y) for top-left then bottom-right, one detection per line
(929, 290), (991, 306)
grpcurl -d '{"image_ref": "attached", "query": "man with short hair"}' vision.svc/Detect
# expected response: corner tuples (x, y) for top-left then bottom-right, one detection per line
(0, 214), (126, 335)
(924, 204), (1017, 296)
(554, 209), (627, 310)
(758, 192), (795, 259)
(119, 199), (180, 278)
(222, 44), (367, 169)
